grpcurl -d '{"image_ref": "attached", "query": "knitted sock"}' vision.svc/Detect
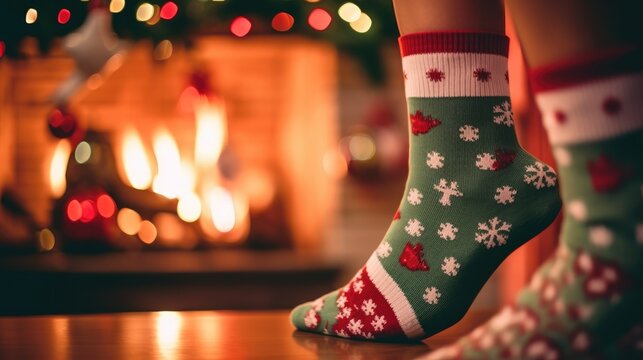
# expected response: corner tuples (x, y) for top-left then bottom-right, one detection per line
(422, 48), (643, 359)
(290, 32), (561, 341)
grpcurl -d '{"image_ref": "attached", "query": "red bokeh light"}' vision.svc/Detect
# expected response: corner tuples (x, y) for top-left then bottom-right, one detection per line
(272, 12), (295, 32)
(308, 8), (331, 31)
(58, 9), (71, 25)
(80, 200), (97, 223)
(160, 2), (178, 20)
(97, 194), (116, 218)
(67, 200), (82, 222)
(0, 41), (5, 58)
(230, 17), (252, 38)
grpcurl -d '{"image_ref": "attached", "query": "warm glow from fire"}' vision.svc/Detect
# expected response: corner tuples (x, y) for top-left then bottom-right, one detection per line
(152, 129), (184, 199)
(195, 100), (227, 169)
(50, 140), (71, 198)
(122, 128), (153, 190)
(177, 192), (202, 223)
(207, 187), (236, 233)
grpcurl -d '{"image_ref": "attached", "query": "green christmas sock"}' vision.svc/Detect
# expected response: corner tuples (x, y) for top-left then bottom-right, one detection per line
(423, 48), (643, 359)
(290, 32), (561, 341)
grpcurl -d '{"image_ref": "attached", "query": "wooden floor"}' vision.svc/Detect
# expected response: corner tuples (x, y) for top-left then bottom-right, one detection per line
(0, 309), (494, 359)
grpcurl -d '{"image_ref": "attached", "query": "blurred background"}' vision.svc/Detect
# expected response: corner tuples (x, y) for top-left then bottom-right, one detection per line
(0, 0), (559, 315)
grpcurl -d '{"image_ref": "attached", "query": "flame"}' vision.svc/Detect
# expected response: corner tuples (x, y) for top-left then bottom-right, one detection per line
(207, 187), (236, 233)
(121, 128), (153, 190)
(50, 140), (72, 198)
(195, 100), (227, 169)
(152, 129), (183, 199)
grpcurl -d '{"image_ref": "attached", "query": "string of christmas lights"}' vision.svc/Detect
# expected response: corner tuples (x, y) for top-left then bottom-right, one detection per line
(0, 0), (397, 81)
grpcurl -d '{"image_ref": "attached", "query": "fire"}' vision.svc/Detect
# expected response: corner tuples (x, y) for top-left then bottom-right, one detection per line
(49, 139), (72, 198)
(195, 99), (227, 169)
(207, 186), (236, 233)
(152, 129), (184, 199)
(121, 128), (153, 190)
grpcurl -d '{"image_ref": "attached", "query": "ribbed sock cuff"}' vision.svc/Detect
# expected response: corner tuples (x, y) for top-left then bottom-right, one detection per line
(532, 46), (643, 146)
(399, 32), (510, 98)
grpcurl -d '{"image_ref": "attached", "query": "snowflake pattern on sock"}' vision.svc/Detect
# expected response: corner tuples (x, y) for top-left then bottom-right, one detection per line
(433, 179), (463, 206)
(438, 222), (458, 241)
(376, 241), (393, 258)
(407, 188), (424, 205)
(441, 257), (461, 276)
(423, 287), (442, 304)
(330, 267), (405, 340)
(405, 218), (425, 237)
(524, 161), (558, 189)
(492, 100), (514, 127)
(426, 151), (445, 169)
(495, 186), (517, 204)
(475, 217), (512, 249)
(459, 125), (480, 142)
(476, 153), (496, 170)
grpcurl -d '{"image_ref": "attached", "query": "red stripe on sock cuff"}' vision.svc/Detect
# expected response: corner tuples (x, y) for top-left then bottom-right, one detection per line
(529, 45), (643, 93)
(399, 32), (509, 57)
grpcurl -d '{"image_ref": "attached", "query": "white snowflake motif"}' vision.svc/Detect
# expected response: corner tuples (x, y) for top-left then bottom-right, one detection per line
(426, 151), (445, 169)
(336, 294), (348, 308)
(433, 179), (463, 206)
(304, 309), (319, 328)
(441, 257), (461, 276)
(524, 161), (557, 189)
(423, 287), (442, 304)
(347, 318), (364, 335)
(492, 100), (514, 127)
(376, 241), (393, 258)
(407, 188), (424, 205)
(495, 186), (517, 204)
(336, 306), (352, 320)
(437, 222), (458, 241)
(405, 218), (425, 237)
(459, 125), (480, 142)
(311, 297), (325, 311)
(352, 280), (365, 294)
(371, 315), (387, 332)
(476, 153), (496, 170)
(475, 217), (512, 249)
(361, 299), (377, 316)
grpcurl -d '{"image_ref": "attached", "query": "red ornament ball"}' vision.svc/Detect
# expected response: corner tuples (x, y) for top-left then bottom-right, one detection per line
(48, 107), (78, 138)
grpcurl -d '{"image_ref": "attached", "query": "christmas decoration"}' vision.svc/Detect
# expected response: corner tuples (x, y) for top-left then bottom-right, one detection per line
(0, 1), (398, 82)
(47, 106), (79, 139)
(51, 2), (128, 105)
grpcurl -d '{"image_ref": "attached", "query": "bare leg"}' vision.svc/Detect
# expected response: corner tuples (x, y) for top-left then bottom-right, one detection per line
(507, 0), (643, 66)
(393, 0), (504, 35)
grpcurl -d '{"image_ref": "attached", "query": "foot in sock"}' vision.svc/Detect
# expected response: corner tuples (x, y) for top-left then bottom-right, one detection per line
(422, 48), (643, 359)
(290, 32), (561, 341)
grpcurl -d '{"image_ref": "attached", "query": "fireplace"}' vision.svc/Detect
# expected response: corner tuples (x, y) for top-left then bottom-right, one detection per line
(1, 36), (339, 252)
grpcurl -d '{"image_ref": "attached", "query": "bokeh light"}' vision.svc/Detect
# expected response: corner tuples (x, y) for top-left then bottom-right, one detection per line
(348, 134), (376, 161)
(272, 12), (295, 32)
(308, 8), (332, 31)
(109, 0), (126, 14)
(338, 3), (361, 22)
(74, 141), (92, 164)
(136, 3), (154, 22)
(117, 208), (142, 235)
(350, 12), (372, 33)
(25, 8), (38, 24)
(97, 194), (116, 218)
(80, 200), (97, 223)
(39, 229), (56, 251)
(67, 200), (82, 222)
(230, 16), (252, 37)
(138, 220), (158, 244)
(177, 192), (201, 223)
(57, 9), (71, 25)
(153, 40), (173, 61)
(160, 2), (178, 20)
